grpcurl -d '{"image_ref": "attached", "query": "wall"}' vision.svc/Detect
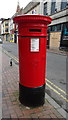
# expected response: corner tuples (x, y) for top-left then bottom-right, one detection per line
(24, 3), (40, 15)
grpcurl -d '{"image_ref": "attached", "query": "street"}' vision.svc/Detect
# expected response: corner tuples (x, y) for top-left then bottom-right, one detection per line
(46, 52), (67, 112)
(2, 41), (67, 112)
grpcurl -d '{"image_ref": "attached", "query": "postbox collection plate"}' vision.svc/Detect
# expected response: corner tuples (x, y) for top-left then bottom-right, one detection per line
(30, 38), (39, 52)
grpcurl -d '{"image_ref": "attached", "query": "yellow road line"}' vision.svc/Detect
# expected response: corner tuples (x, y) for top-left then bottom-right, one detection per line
(46, 79), (67, 96)
(46, 83), (68, 102)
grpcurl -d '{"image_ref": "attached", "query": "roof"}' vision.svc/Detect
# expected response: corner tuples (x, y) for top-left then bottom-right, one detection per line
(1, 18), (10, 23)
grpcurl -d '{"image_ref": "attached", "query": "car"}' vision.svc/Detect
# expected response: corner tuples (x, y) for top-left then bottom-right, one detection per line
(0, 38), (3, 44)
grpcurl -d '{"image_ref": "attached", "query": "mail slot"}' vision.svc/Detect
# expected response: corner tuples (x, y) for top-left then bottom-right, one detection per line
(29, 29), (41, 32)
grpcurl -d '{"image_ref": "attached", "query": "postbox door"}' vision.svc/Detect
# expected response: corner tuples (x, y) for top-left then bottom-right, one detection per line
(18, 36), (47, 88)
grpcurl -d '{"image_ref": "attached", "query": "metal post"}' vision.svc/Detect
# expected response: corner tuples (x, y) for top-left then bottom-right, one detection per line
(10, 59), (12, 66)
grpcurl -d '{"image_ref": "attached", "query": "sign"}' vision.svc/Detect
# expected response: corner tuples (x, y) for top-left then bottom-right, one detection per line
(31, 38), (39, 52)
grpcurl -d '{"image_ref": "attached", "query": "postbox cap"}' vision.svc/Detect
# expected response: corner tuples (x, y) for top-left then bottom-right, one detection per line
(13, 15), (52, 25)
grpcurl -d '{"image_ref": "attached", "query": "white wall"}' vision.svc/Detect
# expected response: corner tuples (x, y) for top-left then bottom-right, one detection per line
(26, 4), (40, 15)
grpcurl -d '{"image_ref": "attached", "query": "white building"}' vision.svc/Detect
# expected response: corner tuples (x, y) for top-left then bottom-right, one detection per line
(1, 18), (10, 41)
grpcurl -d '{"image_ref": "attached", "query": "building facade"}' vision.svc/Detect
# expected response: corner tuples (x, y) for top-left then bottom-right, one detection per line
(9, 1), (23, 43)
(1, 1), (23, 43)
(1, 18), (10, 41)
(23, 0), (68, 49)
(10, 18), (15, 42)
(23, 2), (40, 14)
(10, 17), (18, 43)
(46, 0), (68, 49)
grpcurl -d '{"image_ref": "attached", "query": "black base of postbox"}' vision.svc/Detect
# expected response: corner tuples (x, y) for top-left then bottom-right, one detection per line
(19, 83), (45, 107)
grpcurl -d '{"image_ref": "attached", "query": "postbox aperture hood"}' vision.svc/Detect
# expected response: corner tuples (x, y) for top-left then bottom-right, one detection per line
(13, 15), (52, 25)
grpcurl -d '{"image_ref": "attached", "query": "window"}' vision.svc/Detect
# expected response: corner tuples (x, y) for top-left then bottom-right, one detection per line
(47, 27), (51, 33)
(44, 2), (47, 15)
(57, 24), (61, 31)
(61, 0), (67, 10)
(63, 23), (68, 35)
(51, 25), (57, 32)
(51, 1), (56, 14)
(5, 22), (8, 26)
(5, 28), (8, 32)
(51, 24), (61, 32)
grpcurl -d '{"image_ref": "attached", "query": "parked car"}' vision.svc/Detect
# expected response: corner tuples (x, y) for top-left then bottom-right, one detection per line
(0, 38), (3, 44)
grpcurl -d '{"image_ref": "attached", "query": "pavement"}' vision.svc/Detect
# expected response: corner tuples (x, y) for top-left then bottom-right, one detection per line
(1, 46), (67, 120)
(47, 48), (68, 56)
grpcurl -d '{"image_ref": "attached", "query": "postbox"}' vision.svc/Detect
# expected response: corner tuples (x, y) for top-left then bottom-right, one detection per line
(13, 15), (52, 107)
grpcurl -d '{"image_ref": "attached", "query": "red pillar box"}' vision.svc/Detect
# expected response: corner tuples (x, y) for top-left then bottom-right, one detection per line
(13, 15), (52, 107)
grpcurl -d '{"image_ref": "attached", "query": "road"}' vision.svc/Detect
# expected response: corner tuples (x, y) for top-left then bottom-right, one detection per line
(46, 52), (67, 112)
(2, 41), (67, 112)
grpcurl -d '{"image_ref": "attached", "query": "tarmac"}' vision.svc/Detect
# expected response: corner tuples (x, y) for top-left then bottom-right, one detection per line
(1, 45), (68, 120)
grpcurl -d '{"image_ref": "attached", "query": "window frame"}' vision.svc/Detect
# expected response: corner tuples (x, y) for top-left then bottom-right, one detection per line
(51, 1), (56, 14)
(44, 2), (47, 15)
